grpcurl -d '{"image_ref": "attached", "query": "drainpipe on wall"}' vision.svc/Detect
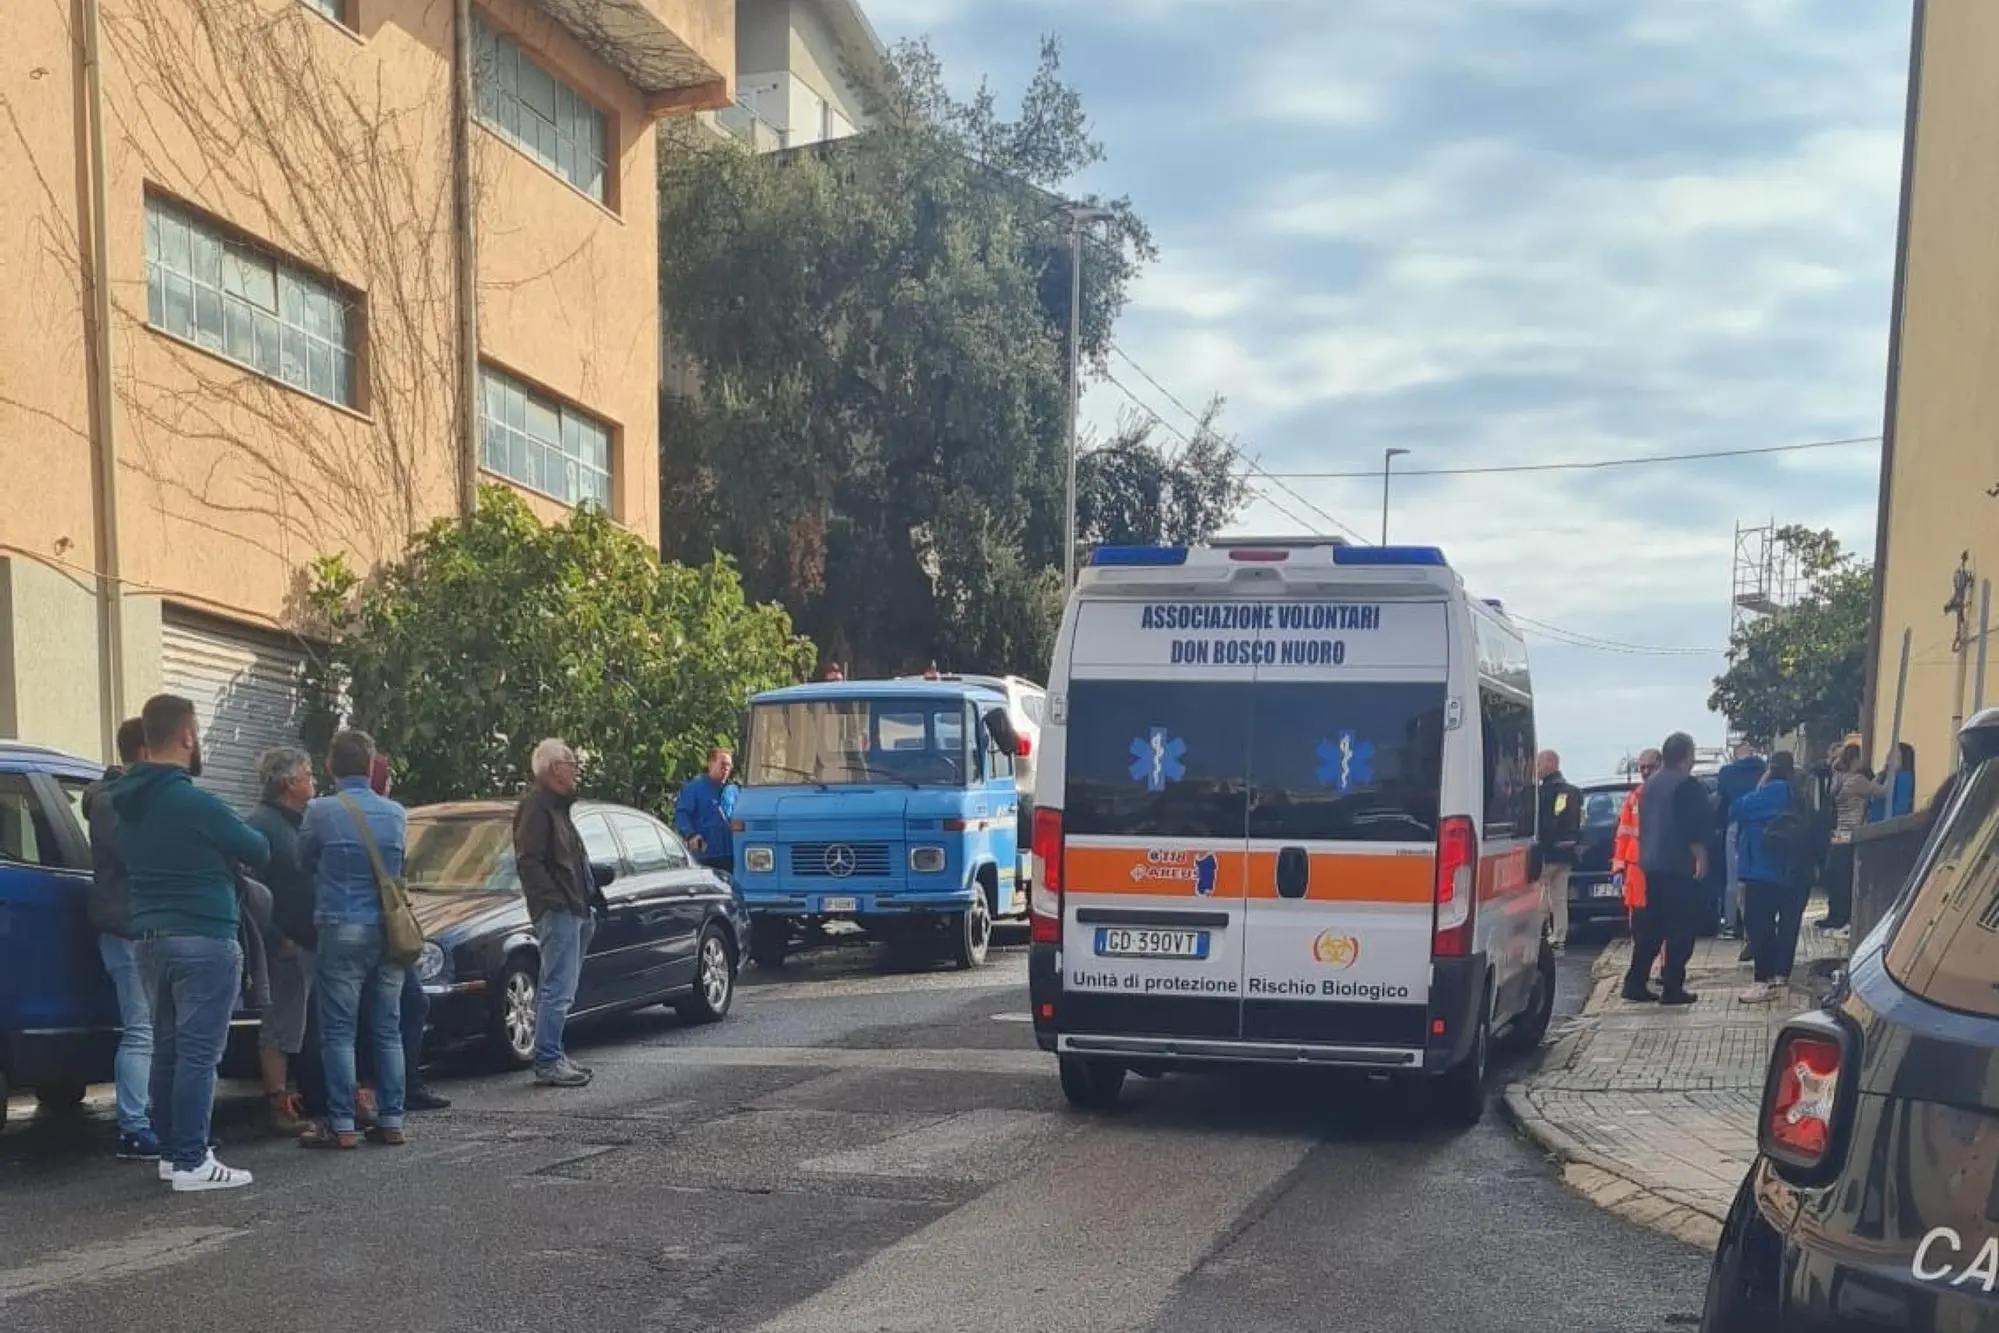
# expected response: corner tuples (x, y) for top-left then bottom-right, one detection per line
(452, 0), (481, 520)
(82, 0), (126, 758)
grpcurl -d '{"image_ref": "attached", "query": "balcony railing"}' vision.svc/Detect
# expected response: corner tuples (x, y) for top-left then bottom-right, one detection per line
(714, 101), (787, 152)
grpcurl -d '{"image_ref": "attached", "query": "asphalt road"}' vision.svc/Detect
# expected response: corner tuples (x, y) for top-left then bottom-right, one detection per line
(0, 929), (1711, 1332)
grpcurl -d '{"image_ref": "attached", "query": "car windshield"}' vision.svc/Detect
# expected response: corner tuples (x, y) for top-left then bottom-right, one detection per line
(1582, 788), (1626, 826)
(402, 812), (518, 894)
(745, 698), (971, 788)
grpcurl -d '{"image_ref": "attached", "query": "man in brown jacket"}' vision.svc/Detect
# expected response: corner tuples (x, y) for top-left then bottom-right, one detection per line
(514, 738), (596, 1087)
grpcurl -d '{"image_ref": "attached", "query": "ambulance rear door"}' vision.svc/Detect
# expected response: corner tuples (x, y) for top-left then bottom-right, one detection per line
(1239, 593), (1451, 1059)
(1055, 596), (1256, 1042)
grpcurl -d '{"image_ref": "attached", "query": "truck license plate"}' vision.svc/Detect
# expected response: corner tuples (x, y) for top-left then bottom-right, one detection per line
(1094, 928), (1209, 959)
(820, 896), (858, 913)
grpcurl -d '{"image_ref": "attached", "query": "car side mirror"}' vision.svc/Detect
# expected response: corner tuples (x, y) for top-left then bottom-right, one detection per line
(984, 706), (1023, 757)
(589, 860), (618, 889)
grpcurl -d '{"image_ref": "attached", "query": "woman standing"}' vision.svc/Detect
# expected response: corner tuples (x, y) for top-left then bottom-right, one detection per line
(1731, 753), (1812, 1001)
(1818, 743), (1895, 935)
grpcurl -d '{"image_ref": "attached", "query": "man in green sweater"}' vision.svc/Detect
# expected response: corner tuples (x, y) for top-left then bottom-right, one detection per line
(112, 693), (270, 1192)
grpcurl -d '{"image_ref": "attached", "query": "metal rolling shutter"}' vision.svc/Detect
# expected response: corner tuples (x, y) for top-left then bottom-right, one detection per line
(158, 609), (308, 816)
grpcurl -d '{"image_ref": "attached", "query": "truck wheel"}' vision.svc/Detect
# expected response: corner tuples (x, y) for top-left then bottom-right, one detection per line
(1059, 1056), (1126, 1111)
(750, 918), (789, 969)
(951, 893), (992, 970)
(34, 1080), (87, 1115)
(1434, 989), (1491, 1128)
(1499, 938), (1558, 1053)
(0, 1069), (9, 1131)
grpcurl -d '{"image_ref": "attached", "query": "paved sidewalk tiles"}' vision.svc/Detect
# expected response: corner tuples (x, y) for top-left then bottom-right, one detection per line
(1503, 910), (1848, 1253)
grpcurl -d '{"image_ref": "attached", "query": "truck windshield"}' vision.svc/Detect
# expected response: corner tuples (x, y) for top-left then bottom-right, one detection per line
(745, 699), (971, 788)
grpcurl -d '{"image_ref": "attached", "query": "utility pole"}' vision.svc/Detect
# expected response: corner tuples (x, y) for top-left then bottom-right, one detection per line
(1947, 552), (1974, 761)
(1062, 203), (1112, 587)
(1380, 448), (1409, 544)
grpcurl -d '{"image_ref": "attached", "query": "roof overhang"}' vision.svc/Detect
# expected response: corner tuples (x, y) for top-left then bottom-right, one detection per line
(523, 0), (734, 117)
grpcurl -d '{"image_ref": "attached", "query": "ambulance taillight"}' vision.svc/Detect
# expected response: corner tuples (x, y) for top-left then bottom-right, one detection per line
(1431, 815), (1477, 958)
(1030, 808), (1064, 944)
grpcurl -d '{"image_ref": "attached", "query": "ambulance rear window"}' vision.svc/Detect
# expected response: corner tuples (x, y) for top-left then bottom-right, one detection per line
(1060, 679), (1446, 843)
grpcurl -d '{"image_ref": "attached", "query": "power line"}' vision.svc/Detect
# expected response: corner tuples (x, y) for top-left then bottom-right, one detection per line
(1244, 434), (1880, 481)
(1110, 343), (1209, 433)
(1512, 613), (1718, 657)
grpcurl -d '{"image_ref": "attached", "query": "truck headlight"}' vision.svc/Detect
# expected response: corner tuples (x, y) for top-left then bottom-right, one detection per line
(415, 941), (446, 984)
(910, 845), (946, 873)
(745, 845), (775, 873)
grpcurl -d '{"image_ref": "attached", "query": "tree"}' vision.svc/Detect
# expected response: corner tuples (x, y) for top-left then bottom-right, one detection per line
(303, 486), (814, 811)
(1077, 401), (1249, 548)
(1709, 526), (1873, 749)
(656, 36), (1238, 678)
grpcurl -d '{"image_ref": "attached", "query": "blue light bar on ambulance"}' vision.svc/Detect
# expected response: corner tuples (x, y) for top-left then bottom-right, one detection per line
(1089, 546), (1189, 567)
(1332, 545), (1448, 567)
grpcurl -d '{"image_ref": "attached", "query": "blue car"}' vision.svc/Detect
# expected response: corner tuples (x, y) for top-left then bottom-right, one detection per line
(730, 679), (1028, 969)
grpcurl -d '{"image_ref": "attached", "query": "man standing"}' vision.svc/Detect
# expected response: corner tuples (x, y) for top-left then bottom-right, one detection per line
(84, 716), (158, 1162)
(299, 729), (409, 1150)
(1534, 750), (1581, 951)
(1613, 748), (1662, 995)
(1714, 740), (1767, 946)
(1628, 731), (1713, 1007)
(675, 747), (739, 875)
(246, 747), (317, 1135)
(112, 694), (269, 1190)
(515, 739), (596, 1088)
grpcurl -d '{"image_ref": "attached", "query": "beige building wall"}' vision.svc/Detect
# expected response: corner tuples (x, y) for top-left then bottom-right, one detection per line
(0, 0), (729, 769)
(1868, 0), (1999, 778)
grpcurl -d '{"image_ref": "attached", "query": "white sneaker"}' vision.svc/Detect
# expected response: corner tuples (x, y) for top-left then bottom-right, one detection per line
(170, 1151), (252, 1192)
(158, 1159), (174, 1182)
(1738, 982), (1778, 1004)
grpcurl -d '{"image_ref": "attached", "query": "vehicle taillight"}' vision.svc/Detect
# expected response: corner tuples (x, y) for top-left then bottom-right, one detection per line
(1432, 815), (1477, 958)
(1030, 807), (1063, 944)
(1017, 735), (1032, 756)
(1764, 1032), (1843, 1168)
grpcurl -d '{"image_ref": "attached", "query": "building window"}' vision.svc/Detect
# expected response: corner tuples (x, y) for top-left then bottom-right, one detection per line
(479, 365), (612, 509)
(300, 0), (347, 23)
(471, 15), (608, 202)
(144, 194), (359, 409)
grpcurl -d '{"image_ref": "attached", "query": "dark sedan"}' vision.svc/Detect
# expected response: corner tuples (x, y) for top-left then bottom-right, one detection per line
(404, 800), (751, 1069)
(1568, 779), (1635, 927)
(1701, 709), (1999, 1331)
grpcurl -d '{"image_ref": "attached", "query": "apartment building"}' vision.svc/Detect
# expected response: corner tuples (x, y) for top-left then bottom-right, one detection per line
(1864, 0), (1999, 775)
(0, 0), (732, 806)
(708, 0), (880, 152)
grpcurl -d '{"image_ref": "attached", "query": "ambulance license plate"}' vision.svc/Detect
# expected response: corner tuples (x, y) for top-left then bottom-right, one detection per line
(1094, 928), (1209, 960)
(820, 896), (858, 913)
(1592, 883), (1622, 899)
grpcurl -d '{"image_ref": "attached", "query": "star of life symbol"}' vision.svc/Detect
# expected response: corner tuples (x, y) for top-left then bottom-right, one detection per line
(1315, 730), (1375, 793)
(1128, 727), (1187, 793)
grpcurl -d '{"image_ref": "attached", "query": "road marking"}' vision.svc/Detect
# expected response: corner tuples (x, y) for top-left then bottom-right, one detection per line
(990, 1012), (1033, 1022)
(596, 1044), (1048, 1077)
(799, 1109), (1067, 1182)
(0, 1226), (247, 1305)
(754, 1119), (1316, 1333)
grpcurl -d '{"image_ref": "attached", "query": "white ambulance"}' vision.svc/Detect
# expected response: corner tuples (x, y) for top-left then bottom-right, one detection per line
(1027, 538), (1556, 1124)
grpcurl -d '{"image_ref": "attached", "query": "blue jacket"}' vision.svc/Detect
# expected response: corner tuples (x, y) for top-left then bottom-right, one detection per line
(1715, 755), (1767, 826)
(110, 762), (269, 940)
(300, 777), (407, 926)
(674, 774), (738, 862)
(1868, 768), (1915, 822)
(1733, 779), (1801, 886)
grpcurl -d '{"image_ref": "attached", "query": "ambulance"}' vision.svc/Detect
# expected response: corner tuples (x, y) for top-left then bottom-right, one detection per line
(1027, 538), (1557, 1124)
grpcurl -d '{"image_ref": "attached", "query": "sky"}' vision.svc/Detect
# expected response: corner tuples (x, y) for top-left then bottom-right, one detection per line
(862, 0), (1914, 779)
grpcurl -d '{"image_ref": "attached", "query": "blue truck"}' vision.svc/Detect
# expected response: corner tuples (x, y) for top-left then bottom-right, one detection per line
(730, 679), (1028, 969)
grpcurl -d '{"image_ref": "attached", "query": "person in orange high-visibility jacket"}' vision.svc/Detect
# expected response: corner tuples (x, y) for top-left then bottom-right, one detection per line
(1614, 748), (1663, 994)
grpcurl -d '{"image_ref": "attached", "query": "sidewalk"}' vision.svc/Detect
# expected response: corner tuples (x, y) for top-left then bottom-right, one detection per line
(1503, 911), (1847, 1252)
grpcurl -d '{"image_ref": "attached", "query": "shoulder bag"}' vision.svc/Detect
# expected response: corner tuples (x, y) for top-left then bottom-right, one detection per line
(336, 793), (425, 967)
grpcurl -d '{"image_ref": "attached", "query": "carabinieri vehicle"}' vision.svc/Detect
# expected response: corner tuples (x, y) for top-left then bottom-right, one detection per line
(730, 679), (1028, 970)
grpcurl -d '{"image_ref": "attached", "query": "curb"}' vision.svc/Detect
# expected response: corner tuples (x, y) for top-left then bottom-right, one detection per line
(1500, 1081), (1724, 1252)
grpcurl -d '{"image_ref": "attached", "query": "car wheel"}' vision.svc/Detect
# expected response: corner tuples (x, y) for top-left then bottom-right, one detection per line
(34, 1080), (87, 1115)
(1702, 1171), (1775, 1332)
(0, 1068), (9, 1131)
(749, 918), (789, 969)
(675, 928), (735, 1024)
(1499, 938), (1558, 1053)
(488, 955), (539, 1071)
(951, 893), (993, 970)
(1435, 988), (1491, 1128)
(1058, 1056), (1126, 1111)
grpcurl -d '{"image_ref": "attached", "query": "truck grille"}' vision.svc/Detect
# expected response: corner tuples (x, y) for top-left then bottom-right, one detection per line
(789, 842), (894, 878)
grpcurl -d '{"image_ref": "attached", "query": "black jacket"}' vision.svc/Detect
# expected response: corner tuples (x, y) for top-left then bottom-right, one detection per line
(513, 785), (594, 920)
(1639, 768), (1714, 880)
(246, 801), (316, 951)
(83, 766), (130, 938)
(1536, 772), (1583, 867)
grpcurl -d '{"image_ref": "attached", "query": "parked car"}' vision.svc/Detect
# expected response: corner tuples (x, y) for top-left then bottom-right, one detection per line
(1700, 708), (1999, 1331)
(406, 799), (750, 1068)
(1568, 778), (1635, 928)
(0, 741), (263, 1128)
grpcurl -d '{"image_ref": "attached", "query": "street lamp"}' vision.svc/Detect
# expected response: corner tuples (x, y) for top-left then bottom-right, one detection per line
(1062, 202), (1114, 588)
(1380, 447), (1410, 545)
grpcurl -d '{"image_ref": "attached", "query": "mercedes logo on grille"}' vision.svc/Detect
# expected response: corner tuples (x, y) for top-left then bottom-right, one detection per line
(823, 844), (858, 878)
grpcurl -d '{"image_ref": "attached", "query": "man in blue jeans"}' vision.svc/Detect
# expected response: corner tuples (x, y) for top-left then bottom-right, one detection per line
(84, 716), (158, 1161)
(514, 738), (597, 1087)
(112, 694), (269, 1191)
(299, 729), (409, 1150)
